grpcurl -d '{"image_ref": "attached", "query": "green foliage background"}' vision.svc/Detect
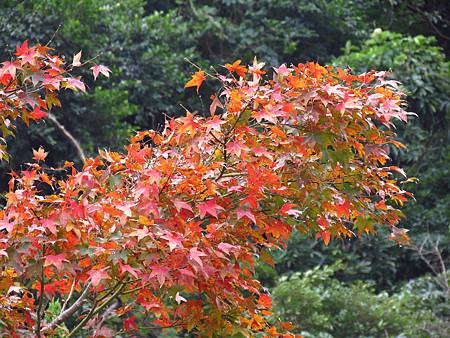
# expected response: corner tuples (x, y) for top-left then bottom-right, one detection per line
(1, 0), (449, 336)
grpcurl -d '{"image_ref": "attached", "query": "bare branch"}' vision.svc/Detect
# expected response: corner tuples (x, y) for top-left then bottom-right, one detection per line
(47, 113), (86, 163)
(41, 281), (92, 334)
(45, 24), (62, 47)
(66, 281), (125, 338)
(96, 297), (122, 330)
(407, 5), (450, 41)
(408, 236), (449, 299)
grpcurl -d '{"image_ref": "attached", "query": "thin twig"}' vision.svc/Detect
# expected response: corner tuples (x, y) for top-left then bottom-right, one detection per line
(183, 58), (219, 80)
(214, 105), (248, 182)
(60, 278), (77, 313)
(407, 236), (449, 300)
(46, 24), (62, 47)
(121, 281), (152, 295)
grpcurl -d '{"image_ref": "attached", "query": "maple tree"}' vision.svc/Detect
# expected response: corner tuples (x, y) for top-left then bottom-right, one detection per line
(0, 42), (413, 337)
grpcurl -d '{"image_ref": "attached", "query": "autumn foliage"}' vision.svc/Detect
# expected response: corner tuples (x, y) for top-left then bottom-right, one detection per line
(0, 43), (412, 336)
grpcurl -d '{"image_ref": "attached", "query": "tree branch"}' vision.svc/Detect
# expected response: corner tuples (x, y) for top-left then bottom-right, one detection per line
(35, 249), (45, 338)
(47, 113), (86, 163)
(66, 281), (125, 338)
(41, 281), (92, 334)
(406, 4), (450, 41)
(96, 297), (122, 330)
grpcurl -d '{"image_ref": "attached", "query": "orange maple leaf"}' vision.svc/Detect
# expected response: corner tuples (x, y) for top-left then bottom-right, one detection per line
(225, 59), (247, 78)
(185, 70), (206, 92)
(32, 146), (48, 161)
(335, 200), (351, 218)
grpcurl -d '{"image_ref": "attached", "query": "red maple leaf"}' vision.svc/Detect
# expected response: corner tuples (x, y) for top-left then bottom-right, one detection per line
(15, 41), (30, 56)
(0, 218), (13, 233)
(197, 199), (224, 219)
(257, 294), (272, 309)
(91, 64), (111, 80)
(119, 263), (139, 278)
(236, 208), (256, 224)
(65, 77), (86, 92)
(1, 61), (17, 78)
(226, 141), (248, 157)
(30, 107), (48, 120)
(209, 95), (223, 115)
(88, 269), (111, 287)
(178, 112), (200, 135)
(189, 247), (207, 267)
(44, 254), (66, 271)
(173, 199), (193, 212)
(149, 266), (170, 286)
(161, 231), (184, 251)
(129, 227), (151, 242)
(217, 242), (238, 255)
(123, 316), (138, 332)
(335, 200), (351, 218)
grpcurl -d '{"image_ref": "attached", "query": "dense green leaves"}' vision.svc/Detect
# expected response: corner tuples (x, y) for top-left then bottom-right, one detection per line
(334, 29), (450, 284)
(273, 263), (448, 337)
